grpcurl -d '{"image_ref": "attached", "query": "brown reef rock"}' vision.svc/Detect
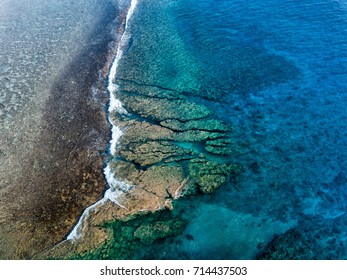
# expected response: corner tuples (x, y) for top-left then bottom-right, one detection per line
(43, 80), (242, 258)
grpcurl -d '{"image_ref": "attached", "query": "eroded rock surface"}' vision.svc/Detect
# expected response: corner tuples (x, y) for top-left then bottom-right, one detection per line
(110, 81), (239, 202)
(42, 77), (242, 259)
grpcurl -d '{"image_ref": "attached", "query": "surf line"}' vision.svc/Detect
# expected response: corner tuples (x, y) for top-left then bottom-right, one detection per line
(67, 0), (138, 241)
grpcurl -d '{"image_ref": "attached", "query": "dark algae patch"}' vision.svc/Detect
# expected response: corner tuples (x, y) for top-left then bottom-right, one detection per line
(257, 214), (347, 259)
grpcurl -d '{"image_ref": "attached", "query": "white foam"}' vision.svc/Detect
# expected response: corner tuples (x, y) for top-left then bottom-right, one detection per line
(103, 165), (133, 206)
(125, 0), (138, 29)
(104, 165), (133, 194)
(110, 125), (123, 155)
(66, 198), (105, 240)
(107, 32), (132, 113)
(67, 0), (138, 241)
(107, 0), (138, 113)
(67, 167), (133, 241)
(109, 87), (127, 114)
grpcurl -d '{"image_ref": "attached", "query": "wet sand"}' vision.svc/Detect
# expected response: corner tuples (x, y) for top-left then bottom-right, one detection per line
(0, 2), (118, 259)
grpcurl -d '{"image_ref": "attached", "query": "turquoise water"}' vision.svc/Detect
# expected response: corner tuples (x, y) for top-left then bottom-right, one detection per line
(116, 0), (347, 259)
(1, 0), (345, 259)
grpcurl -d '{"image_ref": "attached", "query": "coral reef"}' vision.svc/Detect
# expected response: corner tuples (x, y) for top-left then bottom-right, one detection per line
(67, 209), (187, 260)
(257, 214), (347, 260)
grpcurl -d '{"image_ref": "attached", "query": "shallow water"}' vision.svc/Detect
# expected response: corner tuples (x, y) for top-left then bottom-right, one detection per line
(0, 0), (120, 258)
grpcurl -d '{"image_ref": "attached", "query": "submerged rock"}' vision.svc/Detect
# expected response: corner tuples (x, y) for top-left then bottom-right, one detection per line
(119, 94), (211, 122)
(106, 82), (241, 202)
(134, 219), (186, 245)
(92, 81), (242, 242)
(205, 138), (234, 155)
(188, 159), (231, 194)
(117, 80), (184, 100)
(49, 72), (243, 259)
(62, 209), (188, 260)
(257, 214), (347, 260)
(175, 130), (225, 142)
(120, 141), (194, 166)
(160, 119), (230, 132)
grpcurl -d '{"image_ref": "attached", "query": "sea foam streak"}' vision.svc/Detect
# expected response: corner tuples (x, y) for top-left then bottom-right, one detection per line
(67, 0), (138, 241)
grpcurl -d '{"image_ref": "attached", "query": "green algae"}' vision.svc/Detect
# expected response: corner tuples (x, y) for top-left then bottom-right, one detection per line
(68, 209), (187, 260)
(134, 219), (186, 245)
(187, 159), (231, 194)
(65, 157), (244, 260)
(120, 94), (212, 122)
(205, 139), (234, 155)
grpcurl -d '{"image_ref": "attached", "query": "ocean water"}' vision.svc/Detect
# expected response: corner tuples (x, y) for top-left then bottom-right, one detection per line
(1, 0), (346, 259)
(109, 0), (346, 259)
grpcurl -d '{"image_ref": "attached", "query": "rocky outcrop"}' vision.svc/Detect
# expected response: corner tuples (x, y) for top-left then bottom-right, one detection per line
(119, 94), (211, 122)
(134, 219), (186, 245)
(43, 72), (242, 259)
(205, 138), (234, 155)
(44, 80), (239, 258)
(59, 210), (188, 260)
(160, 119), (230, 132)
(108, 82), (241, 201)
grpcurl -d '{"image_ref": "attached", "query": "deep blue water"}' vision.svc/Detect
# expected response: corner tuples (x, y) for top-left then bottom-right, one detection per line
(123, 0), (347, 259)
